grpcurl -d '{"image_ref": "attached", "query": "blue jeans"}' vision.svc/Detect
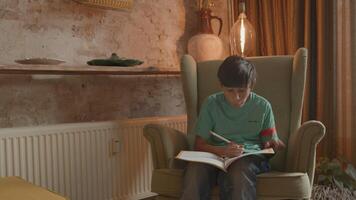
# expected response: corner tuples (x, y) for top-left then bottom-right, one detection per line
(180, 155), (270, 200)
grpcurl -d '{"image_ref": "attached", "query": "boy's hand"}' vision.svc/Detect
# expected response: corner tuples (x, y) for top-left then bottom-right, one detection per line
(263, 139), (286, 151)
(221, 143), (244, 158)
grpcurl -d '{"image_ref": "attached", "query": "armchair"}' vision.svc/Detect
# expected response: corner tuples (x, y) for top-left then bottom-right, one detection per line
(144, 48), (325, 199)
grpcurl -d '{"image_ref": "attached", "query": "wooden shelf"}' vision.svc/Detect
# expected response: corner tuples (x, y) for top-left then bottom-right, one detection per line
(0, 64), (181, 75)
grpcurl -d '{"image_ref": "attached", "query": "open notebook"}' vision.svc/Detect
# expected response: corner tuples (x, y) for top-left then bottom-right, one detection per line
(176, 148), (274, 172)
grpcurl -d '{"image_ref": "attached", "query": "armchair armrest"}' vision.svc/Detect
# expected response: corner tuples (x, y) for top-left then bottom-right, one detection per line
(286, 120), (326, 185)
(143, 124), (190, 169)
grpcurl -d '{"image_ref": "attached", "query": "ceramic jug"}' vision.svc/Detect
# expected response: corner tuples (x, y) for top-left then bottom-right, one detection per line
(198, 8), (223, 35)
(188, 9), (224, 62)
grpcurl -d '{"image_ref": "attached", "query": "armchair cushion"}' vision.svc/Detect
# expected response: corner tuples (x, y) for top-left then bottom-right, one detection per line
(151, 169), (311, 199)
(151, 169), (183, 198)
(257, 172), (311, 199)
(151, 169), (219, 198)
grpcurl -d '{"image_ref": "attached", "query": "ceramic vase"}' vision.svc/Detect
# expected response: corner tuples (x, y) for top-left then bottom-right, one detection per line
(187, 9), (224, 62)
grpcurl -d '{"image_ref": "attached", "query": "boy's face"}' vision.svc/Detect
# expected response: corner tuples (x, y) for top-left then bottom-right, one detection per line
(222, 85), (251, 108)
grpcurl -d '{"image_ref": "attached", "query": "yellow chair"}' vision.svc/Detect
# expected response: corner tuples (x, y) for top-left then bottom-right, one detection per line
(144, 48), (325, 199)
(0, 176), (68, 200)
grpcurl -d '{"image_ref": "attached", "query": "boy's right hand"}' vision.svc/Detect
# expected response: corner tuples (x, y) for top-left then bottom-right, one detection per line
(220, 143), (244, 158)
(194, 136), (244, 158)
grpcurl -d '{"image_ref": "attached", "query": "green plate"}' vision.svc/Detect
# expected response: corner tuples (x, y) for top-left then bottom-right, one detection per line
(87, 53), (143, 66)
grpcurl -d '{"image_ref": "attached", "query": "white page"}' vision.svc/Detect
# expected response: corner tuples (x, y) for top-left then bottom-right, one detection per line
(176, 151), (226, 171)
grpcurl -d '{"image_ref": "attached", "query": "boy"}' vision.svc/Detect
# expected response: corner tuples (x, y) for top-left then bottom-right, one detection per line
(180, 56), (285, 200)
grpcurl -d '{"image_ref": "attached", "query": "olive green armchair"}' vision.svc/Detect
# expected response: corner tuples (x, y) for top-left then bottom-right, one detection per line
(144, 48), (325, 199)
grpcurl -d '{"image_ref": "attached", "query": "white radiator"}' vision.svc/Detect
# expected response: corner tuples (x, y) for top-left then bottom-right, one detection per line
(0, 115), (187, 200)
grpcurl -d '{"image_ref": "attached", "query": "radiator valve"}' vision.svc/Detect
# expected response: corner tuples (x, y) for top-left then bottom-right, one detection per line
(110, 138), (120, 155)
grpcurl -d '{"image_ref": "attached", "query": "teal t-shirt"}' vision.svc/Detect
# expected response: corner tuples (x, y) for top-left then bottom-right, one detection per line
(195, 92), (279, 151)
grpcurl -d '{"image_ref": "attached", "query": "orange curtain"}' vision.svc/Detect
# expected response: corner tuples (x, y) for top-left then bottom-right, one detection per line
(233, 0), (302, 56)
(232, 0), (356, 164)
(334, 0), (356, 165)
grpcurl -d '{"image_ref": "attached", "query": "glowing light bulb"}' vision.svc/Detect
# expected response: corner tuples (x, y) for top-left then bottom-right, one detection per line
(229, 2), (255, 57)
(240, 18), (245, 54)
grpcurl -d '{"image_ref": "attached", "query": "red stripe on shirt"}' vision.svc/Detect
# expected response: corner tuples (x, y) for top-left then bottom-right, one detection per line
(260, 127), (276, 137)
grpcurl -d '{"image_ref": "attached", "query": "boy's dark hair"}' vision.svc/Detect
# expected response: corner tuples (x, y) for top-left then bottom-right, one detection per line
(217, 55), (257, 88)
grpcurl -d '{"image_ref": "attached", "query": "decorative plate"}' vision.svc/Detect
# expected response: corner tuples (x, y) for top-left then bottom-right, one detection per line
(87, 53), (143, 66)
(73, 0), (133, 10)
(15, 58), (65, 65)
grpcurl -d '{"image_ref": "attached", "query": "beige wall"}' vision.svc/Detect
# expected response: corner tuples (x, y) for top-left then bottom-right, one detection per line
(0, 0), (230, 128)
(0, 0), (196, 66)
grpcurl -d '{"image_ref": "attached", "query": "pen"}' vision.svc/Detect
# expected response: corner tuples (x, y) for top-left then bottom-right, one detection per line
(210, 131), (232, 143)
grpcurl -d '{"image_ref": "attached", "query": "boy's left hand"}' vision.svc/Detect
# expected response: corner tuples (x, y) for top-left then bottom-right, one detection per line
(263, 139), (286, 151)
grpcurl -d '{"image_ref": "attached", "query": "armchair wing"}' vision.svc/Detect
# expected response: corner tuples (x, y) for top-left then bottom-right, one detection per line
(287, 120), (326, 185)
(143, 124), (189, 169)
